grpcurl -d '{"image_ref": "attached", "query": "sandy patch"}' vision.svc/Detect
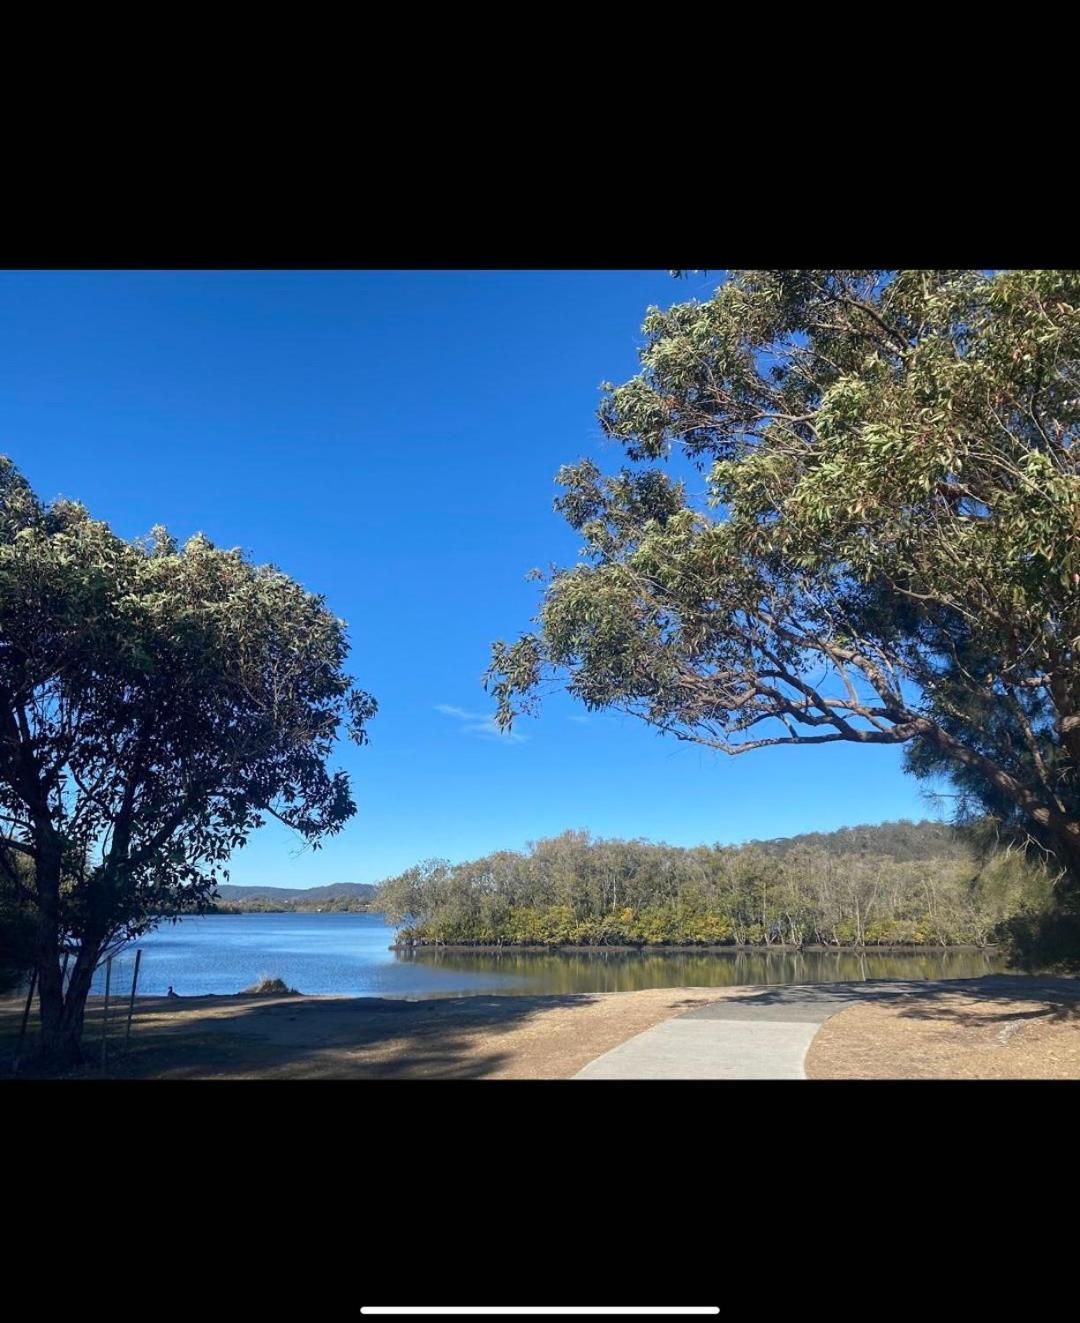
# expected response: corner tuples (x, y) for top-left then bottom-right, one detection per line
(806, 990), (1080, 1079)
(10, 977), (1078, 1079)
(2, 986), (728, 1079)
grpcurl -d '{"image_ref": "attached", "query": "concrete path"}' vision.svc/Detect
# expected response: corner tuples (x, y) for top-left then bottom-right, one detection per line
(572, 983), (855, 1079)
(573, 976), (1080, 1079)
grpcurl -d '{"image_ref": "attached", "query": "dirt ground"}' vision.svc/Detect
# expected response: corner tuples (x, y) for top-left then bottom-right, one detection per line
(4, 978), (1078, 1079)
(0, 986), (726, 1080)
(806, 986), (1080, 1079)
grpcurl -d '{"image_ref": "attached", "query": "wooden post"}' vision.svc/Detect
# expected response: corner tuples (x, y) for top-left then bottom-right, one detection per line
(125, 950), (142, 1047)
(100, 956), (113, 1072)
(12, 966), (38, 1076)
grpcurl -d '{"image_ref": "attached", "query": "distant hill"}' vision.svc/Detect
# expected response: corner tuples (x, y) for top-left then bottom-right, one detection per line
(216, 882), (379, 903)
(213, 823), (968, 915)
(376, 817), (1052, 950)
(740, 819), (968, 863)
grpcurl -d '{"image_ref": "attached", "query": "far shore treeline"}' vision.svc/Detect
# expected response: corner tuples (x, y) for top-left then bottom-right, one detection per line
(211, 882), (380, 914)
(372, 820), (1057, 954)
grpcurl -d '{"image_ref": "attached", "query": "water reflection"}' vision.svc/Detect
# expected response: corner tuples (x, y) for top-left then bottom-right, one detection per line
(397, 946), (1010, 995)
(85, 913), (1013, 999)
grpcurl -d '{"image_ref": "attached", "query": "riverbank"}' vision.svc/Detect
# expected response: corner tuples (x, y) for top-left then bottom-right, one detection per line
(3, 975), (1077, 1079)
(392, 942), (1001, 955)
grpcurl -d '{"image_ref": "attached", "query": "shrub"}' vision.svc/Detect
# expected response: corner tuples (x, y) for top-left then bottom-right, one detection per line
(242, 976), (300, 995)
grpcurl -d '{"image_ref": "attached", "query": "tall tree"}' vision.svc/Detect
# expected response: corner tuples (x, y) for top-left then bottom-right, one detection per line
(488, 270), (1080, 893)
(0, 459), (376, 1065)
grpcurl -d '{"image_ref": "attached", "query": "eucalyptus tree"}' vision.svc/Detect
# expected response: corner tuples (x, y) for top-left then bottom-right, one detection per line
(488, 271), (1080, 895)
(371, 823), (1043, 949)
(0, 459), (376, 1065)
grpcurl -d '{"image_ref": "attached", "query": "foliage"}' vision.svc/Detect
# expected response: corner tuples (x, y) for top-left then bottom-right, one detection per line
(0, 855), (36, 993)
(212, 894), (378, 914)
(1000, 899), (1080, 971)
(487, 271), (1080, 928)
(241, 975), (300, 995)
(209, 881), (379, 913)
(377, 820), (1053, 951)
(0, 457), (375, 1061)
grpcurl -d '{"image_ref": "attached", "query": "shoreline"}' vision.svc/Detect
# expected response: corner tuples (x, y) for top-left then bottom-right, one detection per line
(390, 941), (1000, 955)
(5, 975), (1076, 1079)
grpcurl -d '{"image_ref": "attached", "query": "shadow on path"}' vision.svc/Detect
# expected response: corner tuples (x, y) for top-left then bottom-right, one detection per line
(688, 974), (1080, 1028)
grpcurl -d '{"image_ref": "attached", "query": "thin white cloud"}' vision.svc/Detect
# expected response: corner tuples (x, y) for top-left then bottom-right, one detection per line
(567, 714), (591, 724)
(434, 703), (528, 744)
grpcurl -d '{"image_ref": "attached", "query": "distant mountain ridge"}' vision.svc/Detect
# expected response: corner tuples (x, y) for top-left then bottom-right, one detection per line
(215, 882), (379, 903)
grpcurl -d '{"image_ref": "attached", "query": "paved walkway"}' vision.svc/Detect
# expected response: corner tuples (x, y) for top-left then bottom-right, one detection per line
(571, 977), (1080, 1079)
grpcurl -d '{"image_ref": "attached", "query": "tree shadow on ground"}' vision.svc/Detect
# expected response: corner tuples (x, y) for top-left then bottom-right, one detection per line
(0, 991), (602, 1080)
(716, 974), (1080, 1026)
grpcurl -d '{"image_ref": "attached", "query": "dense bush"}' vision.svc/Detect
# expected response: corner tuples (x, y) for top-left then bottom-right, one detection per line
(0, 864), (37, 994)
(377, 821), (1057, 951)
(0, 900), (36, 993)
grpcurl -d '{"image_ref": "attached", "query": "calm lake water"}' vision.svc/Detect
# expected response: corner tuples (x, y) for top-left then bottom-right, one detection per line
(87, 912), (1013, 999)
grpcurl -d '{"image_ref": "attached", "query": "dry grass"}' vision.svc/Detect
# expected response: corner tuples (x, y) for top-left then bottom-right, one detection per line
(240, 976), (299, 995)
(422, 986), (723, 1079)
(8, 978), (1078, 1080)
(807, 989), (1080, 1079)
(0, 986), (725, 1079)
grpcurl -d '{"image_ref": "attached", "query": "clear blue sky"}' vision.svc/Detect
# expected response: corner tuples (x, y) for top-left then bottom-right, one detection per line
(0, 270), (941, 887)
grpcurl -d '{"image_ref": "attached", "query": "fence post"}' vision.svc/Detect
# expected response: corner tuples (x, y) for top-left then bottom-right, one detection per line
(12, 966), (38, 1076)
(100, 956), (113, 1072)
(125, 949), (142, 1047)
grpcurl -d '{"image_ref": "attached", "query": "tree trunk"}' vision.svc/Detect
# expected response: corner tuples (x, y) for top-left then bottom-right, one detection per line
(35, 940), (99, 1069)
(35, 950), (68, 1062)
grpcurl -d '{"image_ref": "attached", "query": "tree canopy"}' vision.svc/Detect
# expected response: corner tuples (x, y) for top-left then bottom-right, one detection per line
(0, 458), (376, 1062)
(488, 270), (1080, 897)
(375, 821), (1051, 951)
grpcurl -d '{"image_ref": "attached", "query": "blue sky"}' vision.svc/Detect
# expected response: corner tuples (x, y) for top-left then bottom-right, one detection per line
(0, 270), (941, 887)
